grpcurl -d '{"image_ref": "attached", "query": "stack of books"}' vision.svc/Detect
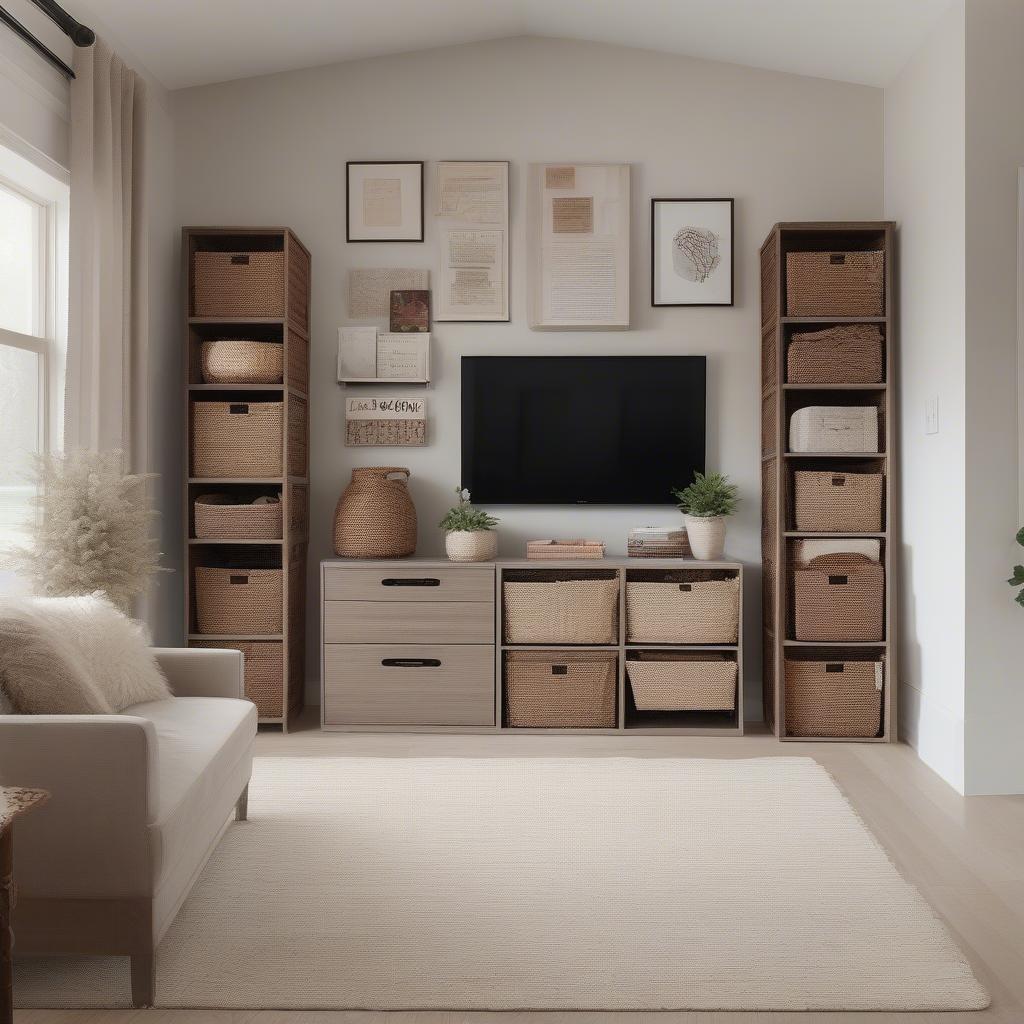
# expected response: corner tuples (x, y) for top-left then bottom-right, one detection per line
(627, 526), (691, 559)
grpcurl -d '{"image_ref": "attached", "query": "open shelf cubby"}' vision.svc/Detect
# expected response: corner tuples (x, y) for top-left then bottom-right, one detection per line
(760, 221), (896, 742)
(496, 559), (744, 735)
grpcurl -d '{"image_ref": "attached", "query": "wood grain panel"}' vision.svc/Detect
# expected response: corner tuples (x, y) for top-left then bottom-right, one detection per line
(323, 644), (494, 725)
(323, 600), (494, 644)
(323, 565), (494, 603)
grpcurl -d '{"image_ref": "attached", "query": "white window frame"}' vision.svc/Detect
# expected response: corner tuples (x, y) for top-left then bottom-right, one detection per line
(0, 142), (69, 552)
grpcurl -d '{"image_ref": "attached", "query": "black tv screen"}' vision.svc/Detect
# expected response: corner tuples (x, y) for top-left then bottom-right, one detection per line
(461, 356), (706, 504)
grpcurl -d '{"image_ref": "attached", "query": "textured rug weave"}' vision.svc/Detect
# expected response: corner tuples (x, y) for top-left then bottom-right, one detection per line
(15, 755), (988, 1010)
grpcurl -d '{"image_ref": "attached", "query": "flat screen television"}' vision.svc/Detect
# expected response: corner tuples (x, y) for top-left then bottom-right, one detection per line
(461, 356), (706, 504)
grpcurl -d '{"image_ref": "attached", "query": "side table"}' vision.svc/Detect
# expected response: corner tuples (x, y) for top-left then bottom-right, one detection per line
(1, 787), (49, 1024)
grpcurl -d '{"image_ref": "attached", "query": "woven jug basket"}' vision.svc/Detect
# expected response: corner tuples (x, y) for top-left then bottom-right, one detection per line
(333, 467), (417, 558)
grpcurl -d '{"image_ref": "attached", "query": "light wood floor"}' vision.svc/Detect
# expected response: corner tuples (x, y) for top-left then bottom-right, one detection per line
(17, 709), (1024, 1024)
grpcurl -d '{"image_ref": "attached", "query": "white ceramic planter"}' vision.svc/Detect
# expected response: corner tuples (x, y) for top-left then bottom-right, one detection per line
(684, 515), (727, 561)
(445, 529), (498, 562)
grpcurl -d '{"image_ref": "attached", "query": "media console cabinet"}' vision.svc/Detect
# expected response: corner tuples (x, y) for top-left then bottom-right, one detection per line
(320, 557), (744, 735)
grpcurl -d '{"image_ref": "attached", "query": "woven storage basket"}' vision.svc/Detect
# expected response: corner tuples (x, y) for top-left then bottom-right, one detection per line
(333, 467), (417, 559)
(793, 553), (884, 641)
(786, 250), (884, 316)
(785, 658), (883, 737)
(191, 640), (283, 718)
(194, 494), (282, 540)
(786, 324), (883, 384)
(505, 650), (617, 728)
(200, 340), (284, 385)
(625, 578), (739, 644)
(194, 567), (283, 634)
(503, 578), (618, 645)
(193, 251), (285, 317)
(627, 653), (737, 711)
(793, 538), (880, 566)
(789, 405), (878, 453)
(793, 470), (883, 532)
(191, 402), (283, 478)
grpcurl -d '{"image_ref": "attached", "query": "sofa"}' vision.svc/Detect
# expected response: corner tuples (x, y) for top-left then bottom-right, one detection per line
(0, 647), (256, 1007)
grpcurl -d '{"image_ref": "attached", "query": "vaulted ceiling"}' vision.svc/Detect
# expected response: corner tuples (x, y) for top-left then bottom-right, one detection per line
(65, 0), (953, 90)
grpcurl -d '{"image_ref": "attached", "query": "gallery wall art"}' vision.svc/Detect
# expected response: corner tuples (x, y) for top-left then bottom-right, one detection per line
(651, 198), (734, 307)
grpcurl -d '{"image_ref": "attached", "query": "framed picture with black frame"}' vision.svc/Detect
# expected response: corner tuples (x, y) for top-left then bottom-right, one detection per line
(346, 161), (424, 242)
(651, 197), (734, 307)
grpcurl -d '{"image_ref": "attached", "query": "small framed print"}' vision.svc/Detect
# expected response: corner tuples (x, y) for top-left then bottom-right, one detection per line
(346, 161), (424, 242)
(651, 198), (734, 307)
(389, 289), (430, 332)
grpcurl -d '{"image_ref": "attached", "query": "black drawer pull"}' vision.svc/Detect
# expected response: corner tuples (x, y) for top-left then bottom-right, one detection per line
(827, 575), (849, 585)
(381, 658), (441, 668)
(678, 583), (692, 592)
(551, 665), (568, 675)
(381, 578), (441, 587)
(825, 663), (845, 673)
(230, 254), (250, 265)
(229, 403), (249, 415)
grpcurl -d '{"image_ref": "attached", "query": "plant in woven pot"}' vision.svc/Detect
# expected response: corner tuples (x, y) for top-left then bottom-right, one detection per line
(671, 472), (739, 561)
(440, 487), (499, 562)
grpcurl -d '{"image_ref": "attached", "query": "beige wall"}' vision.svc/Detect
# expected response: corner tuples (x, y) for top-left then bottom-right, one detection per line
(171, 35), (884, 708)
(883, 3), (967, 791)
(963, 0), (1024, 794)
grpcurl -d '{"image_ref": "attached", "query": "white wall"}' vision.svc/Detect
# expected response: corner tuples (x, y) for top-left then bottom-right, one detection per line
(172, 36), (884, 707)
(962, 0), (1024, 795)
(883, 4), (967, 791)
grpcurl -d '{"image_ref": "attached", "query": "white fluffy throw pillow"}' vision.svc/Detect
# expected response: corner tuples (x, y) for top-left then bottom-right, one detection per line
(0, 593), (172, 714)
(0, 602), (114, 714)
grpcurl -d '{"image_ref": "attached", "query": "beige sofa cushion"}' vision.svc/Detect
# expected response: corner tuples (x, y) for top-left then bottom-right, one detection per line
(128, 696), (257, 886)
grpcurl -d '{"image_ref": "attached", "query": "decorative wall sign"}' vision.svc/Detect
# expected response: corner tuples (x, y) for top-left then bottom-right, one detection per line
(527, 163), (630, 329)
(651, 198), (734, 307)
(345, 396), (427, 447)
(389, 289), (430, 332)
(346, 161), (424, 242)
(434, 161), (509, 322)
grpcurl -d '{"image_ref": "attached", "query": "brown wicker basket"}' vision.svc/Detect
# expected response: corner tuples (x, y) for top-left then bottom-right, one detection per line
(201, 340), (284, 385)
(191, 401), (283, 478)
(625, 578), (739, 644)
(194, 494), (282, 540)
(505, 650), (617, 728)
(786, 251), (884, 316)
(793, 471), (883, 532)
(786, 324), (883, 384)
(627, 652), (737, 711)
(785, 658), (883, 737)
(792, 553), (884, 641)
(503, 578), (619, 645)
(194, 567), (283, 634)
(190, 639), (283, 717)
(333, 467), (417, 558)
(193, 251), (285, 317)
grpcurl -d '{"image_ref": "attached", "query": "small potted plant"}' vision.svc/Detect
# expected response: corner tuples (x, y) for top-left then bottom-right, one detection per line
(440, 486), (499, 562)
(671, 472), (739, 561)
(1007, 528), (1024, 606)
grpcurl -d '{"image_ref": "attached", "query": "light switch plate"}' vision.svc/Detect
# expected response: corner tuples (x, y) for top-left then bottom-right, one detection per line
(925, 396), (939, 435)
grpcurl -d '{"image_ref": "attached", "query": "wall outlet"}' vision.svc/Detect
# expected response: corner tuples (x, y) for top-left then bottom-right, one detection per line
(925, 395), (939, 435)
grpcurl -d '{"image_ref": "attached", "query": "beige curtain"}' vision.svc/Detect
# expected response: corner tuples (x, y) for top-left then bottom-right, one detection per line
(65, 37), (148, 472)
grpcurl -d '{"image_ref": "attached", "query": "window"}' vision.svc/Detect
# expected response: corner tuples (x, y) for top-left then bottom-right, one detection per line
(0, 146), (68, 553)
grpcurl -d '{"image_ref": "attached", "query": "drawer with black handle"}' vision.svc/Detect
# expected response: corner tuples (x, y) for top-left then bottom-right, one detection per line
(322, 644), (495, 726)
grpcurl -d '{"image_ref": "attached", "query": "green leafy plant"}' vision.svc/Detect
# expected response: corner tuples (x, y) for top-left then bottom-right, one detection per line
(672, 472), (739, 519)
(439, 486), (499, 533)
(1007, 527), (1024, 607)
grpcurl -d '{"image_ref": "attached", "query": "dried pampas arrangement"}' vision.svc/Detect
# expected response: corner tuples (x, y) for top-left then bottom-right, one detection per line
(11, 451), (166, 611)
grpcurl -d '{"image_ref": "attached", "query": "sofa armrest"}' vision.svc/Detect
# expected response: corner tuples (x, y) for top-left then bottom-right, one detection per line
(153, 647), (245, 699)
(0, 714), (157, 898)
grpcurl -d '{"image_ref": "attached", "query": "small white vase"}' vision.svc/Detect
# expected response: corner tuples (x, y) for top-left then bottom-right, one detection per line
(445, 530), (497, 562)
(684, 515), (727, 561)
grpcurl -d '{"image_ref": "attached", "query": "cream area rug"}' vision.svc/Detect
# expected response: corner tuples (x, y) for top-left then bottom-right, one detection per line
(15, 756), (987, 1011)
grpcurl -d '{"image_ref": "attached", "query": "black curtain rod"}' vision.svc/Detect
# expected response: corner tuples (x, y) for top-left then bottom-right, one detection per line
(0, 0), (93, 80)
